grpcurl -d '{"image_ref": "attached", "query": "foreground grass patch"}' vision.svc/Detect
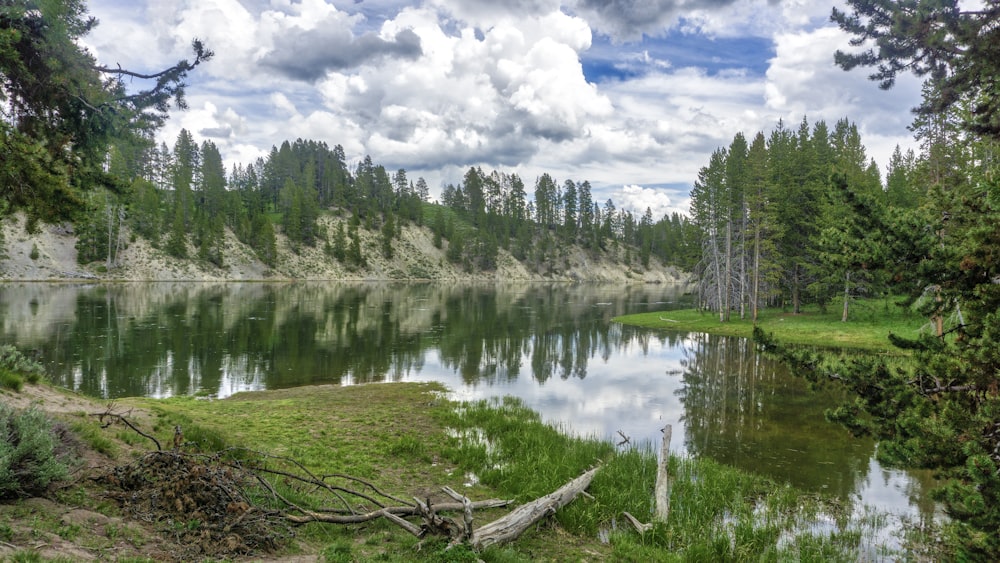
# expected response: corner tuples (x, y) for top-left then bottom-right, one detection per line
(127, 382), (455, 493)
(615, 297), (925, 350)
(119, 384), (924, 561)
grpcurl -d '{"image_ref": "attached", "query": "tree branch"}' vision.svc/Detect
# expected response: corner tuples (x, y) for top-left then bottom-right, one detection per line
(91, 403), (161, 450)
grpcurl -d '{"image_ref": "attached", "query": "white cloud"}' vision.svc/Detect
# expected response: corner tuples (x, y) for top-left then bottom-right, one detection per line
(765, 25), (922, 175)
(85, 0), (923, 211)
(615, 185), (689, 219)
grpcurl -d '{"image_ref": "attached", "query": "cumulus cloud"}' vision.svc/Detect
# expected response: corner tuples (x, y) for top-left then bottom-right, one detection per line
(764, 25), (922, 174)
(262, 28), (422, 82)
(615, 184), (690, 219)
(199, 126), (233, 138)
(572, 0), (707, 40)
(427, 0), (563, 28)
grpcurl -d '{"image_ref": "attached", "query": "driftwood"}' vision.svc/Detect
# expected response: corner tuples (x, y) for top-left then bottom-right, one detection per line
(378, 467), (601, 549)
(654, 424), (672, 522)
(471, 466), (600, 549)
(623, 424), (671, 533)
(284, 498), (513, 525)
(92, 403), (162, 450)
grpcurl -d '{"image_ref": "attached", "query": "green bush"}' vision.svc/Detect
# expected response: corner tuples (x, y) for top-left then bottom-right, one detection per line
(28, 244), (39, 260)
(0, 404), (70, 499)
(0, 370), (23, 392)
(0, 345), (45, 388)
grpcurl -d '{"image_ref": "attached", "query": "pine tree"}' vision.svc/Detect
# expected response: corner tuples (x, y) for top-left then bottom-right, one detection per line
(562, 179), (578, 241)
(0, 3), (210, 222)
(197, 141), (227, 267)
(332, 222), (348, 262)
(281, 179), (303, 250)
(381, 213), (395, 259)
(166, 129), (197, 258)
(129, 177), (162, 245)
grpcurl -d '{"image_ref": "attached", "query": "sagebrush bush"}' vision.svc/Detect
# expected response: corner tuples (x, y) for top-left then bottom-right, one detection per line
(0, 404), (70, 499)
(0, 345), (45, 390)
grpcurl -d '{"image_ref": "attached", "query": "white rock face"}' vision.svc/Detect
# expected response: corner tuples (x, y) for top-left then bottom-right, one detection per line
(0, 212), (690, 284)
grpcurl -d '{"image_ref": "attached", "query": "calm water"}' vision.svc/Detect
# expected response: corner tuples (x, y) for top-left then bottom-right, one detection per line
(0, 282), (937, 521)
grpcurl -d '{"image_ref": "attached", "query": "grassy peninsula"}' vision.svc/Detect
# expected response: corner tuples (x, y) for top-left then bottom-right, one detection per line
(615, 297), (927, 351)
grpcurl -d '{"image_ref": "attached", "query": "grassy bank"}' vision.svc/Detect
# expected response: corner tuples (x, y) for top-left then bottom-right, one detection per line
(120, 383), (921, 561)
(615, 296), (927, 350)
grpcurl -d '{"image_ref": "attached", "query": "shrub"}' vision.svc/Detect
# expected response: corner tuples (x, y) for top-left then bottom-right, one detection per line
(0, 404), (70, 499)
(0, 345), (45, 387)
(28, 244), (39, 260)
(0, 370), (23, 391)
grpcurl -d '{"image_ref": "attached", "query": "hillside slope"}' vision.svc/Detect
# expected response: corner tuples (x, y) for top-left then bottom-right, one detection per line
(0, 213), (688, 283)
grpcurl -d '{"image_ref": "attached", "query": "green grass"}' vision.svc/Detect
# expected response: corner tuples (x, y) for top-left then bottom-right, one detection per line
(69, 417), (118, 457)
(0, 368), (24, 391)
(118, 383), (933, 561)
(615, 296), (926, 350)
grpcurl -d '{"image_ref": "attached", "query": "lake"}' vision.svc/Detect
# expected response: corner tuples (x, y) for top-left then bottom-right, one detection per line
(0, 282), (938, 524)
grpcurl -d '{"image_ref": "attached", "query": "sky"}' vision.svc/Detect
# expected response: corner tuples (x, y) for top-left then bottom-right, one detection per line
(82, 0), (924, 218)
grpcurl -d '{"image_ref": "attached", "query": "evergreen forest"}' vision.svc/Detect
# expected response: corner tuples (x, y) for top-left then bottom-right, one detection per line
(70, 132), (699, 275)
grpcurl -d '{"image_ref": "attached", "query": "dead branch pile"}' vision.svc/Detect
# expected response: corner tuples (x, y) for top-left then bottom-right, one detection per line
(101, 450), (291, 559)
(95, 406), (599, 555)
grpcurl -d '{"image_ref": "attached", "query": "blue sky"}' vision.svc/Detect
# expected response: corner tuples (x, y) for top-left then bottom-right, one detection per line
(83, 0), (923, 218)
(582, 32), (773, 83)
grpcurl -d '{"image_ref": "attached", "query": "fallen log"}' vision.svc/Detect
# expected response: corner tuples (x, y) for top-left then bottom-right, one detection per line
(471, 465), (600, 549)
(284, 498), (512, 525)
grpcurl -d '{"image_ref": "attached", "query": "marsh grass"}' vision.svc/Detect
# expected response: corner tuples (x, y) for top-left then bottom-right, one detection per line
(441, 396), (904, 561)
(615, 296), (924, 350)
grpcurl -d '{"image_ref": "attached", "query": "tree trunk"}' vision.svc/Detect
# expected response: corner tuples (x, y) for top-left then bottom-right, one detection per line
(792, 265), (801, 314)
(841, 271), (850, 322)
(752, 226), (761, 323)
(623, 425), (672, 534)
(724, 219), (732, 322)
(654, 425), (672, 522)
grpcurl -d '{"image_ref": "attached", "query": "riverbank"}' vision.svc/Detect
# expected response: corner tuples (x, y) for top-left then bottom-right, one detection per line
(0, 211), (689, 284)
(1, 381), (941, 561)
(615, 297), (927, 350)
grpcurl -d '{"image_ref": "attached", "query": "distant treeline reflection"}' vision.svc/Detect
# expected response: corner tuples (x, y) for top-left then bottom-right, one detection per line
(1, 283), (687, 399)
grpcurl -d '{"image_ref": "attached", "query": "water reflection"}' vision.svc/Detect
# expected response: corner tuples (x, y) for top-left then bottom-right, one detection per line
(0, 282), (935, 520)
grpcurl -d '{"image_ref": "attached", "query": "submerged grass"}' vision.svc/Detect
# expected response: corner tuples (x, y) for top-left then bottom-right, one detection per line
(615, 296), (926, 350)
(122, 384), (923, 561)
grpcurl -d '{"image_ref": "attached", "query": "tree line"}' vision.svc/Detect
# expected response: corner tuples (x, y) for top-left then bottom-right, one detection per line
(72, 129), (697, 275)
(688, 116), (925, 322)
